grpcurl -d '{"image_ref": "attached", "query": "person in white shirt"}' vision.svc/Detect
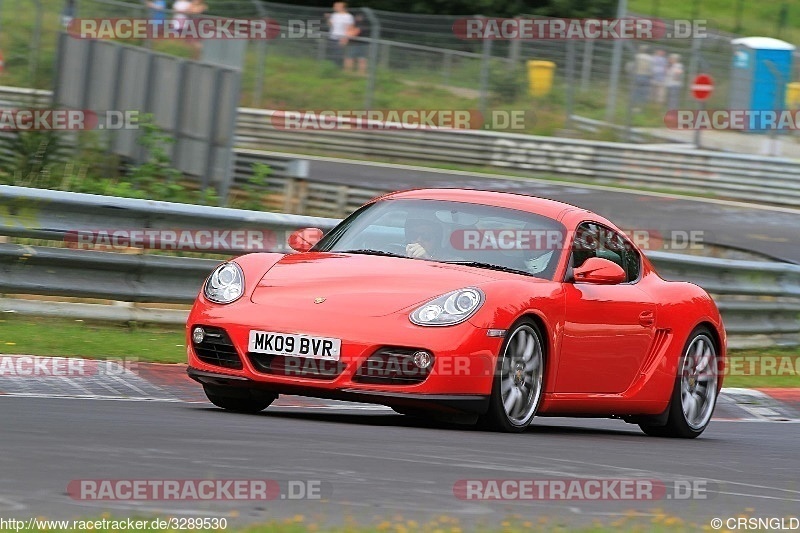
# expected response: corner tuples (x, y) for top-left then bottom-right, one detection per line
(172, 0), (192, 30)
(631, 44), (653, 111)
(325, 2), (354, 68)
(651, 49), (668, 104)
(666, 54), (684, 110)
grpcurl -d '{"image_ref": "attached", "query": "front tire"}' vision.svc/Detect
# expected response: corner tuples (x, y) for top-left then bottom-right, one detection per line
(479, 320), (545, 433)
(639, 327), (719, 438)
(203, 385), (276, 414)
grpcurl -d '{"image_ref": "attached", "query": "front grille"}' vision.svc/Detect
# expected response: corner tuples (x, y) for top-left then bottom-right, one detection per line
(192, 326), (243, 369)
(353, 347), (432, 385)
(248, 353), (346, 380)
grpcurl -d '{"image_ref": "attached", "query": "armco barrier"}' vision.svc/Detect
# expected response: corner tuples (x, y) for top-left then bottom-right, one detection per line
(2, 85), (800, 208)
(235, 108), (800, 208)
(0, 185), (798, 347)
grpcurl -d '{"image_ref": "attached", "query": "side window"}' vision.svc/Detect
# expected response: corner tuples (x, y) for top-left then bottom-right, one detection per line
(571, 223), (641, 283)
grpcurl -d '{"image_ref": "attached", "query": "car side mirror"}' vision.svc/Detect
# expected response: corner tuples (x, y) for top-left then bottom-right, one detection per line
(573, 257), (626, 285)
(288, 228), (324, 252)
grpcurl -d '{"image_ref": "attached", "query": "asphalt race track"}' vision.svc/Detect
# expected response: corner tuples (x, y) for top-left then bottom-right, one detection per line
(2, 157), (799, 530)
(302, 155), (800, 264)
(1, 394), (798, 529)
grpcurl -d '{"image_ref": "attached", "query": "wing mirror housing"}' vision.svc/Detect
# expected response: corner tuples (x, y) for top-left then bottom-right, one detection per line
(573, 257), (626, 285)
(288, 228), (324, 252)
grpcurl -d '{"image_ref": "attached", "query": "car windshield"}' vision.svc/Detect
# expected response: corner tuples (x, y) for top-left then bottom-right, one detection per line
(314, 198), (567, 280)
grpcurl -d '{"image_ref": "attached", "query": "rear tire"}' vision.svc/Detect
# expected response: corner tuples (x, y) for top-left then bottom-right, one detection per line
(479, 319), (545, 433)
(203, 385), (276, 414)
(639, 327), (719, 439)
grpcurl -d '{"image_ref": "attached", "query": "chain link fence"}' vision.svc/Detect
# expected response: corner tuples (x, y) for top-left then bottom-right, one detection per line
(5, 0), (800, 140)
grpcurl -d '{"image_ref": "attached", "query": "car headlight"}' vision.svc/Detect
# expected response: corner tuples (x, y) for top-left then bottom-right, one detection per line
(204, 262), (245, 304)
(409, 287), (485, 326)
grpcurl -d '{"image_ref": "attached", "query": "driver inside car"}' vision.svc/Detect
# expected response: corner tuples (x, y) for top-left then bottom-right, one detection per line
(404, 217), (444, 259)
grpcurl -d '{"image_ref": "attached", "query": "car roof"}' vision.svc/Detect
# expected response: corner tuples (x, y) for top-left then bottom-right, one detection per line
(376, 188), (597, 225)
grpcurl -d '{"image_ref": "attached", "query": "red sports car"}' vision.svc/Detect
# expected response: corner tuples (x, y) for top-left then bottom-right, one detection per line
(187, 189), (725, 437)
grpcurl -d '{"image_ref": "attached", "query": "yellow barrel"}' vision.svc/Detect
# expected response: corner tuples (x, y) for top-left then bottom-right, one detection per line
(786, 82), (800, 108)
(527, 60), (556, 97)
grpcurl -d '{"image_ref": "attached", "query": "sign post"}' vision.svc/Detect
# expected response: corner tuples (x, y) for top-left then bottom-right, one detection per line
(691, 74), (714, 148)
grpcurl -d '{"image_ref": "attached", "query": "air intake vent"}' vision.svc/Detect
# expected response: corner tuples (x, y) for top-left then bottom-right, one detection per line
(353, 347), (433, 385)
(192, 326), (242, 370)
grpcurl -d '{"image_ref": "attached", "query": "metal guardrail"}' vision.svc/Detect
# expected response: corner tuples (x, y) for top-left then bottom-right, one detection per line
(0, 185), (798, 347)
(647, 251), (800, 347)
(0, 184), (338, 245)
(232, 149), (377, 217)
(4, 85), (800, 209)
(235, 108), (800, 209)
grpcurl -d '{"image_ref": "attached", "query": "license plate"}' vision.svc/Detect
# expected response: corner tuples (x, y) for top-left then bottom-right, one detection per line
(248, 330), (341, 361)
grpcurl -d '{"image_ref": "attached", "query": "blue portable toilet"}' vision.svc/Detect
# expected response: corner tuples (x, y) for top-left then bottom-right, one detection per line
(730, 37), (795, 132)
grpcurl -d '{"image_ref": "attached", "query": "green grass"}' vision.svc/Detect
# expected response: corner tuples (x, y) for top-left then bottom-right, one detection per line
(0, 314), (797, 389)
(0, 314), (185, 363)
(723, 347), (800, 388)
(4, 0), (795, 143)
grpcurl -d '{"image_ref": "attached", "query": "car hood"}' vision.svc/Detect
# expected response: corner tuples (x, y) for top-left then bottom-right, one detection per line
(250, 252), (501, 317)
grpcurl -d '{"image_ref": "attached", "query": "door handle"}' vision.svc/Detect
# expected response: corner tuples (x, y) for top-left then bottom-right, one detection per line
(639, 311), (655, 327)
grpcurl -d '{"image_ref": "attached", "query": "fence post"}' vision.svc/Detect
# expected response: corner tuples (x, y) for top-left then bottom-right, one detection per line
(580, 39), (594, 92)
(379, 41), (391, 70)
(31, 0), (43, 85)
(478, 18), (492, 119)
(442, 51), (453, 85)
(282, 178), (295, 213)
(362, 7), (380, 110)
(604, 0), (628, 123)
(296, 180), (309, 215)
(317, 34), (328, 61)
(508, 19), (521, 65)
(565, 39), (576, 130)
(336, 186), (348, 217)
(250, 0), (268, 108)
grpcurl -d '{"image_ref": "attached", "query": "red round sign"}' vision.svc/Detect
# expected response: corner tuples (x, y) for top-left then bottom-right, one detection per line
(691, 74), (714, 101)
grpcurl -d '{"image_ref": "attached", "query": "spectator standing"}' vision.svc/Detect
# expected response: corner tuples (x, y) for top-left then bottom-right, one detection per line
(325, 2), (354, 68)
(666, 53), (684, 110)
(171, 0), (192, 31)
(188, 0), (208, 58)
(145, 0), (167, 37)
(631, 45), (652, 111)
(651, 49), (667, 105)
(345, 12), (370, 75)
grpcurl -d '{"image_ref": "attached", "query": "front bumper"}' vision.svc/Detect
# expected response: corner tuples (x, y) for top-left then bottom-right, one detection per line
(188, 367), (490, 413)
(186, 299), (502, 413)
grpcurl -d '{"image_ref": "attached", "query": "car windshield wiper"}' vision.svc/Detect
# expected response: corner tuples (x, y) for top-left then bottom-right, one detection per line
(338, 249), (406, 258)
(442, 260), (532, 276)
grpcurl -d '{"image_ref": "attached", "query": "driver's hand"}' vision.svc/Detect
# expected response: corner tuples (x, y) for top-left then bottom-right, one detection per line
(406, 243), (429, 258)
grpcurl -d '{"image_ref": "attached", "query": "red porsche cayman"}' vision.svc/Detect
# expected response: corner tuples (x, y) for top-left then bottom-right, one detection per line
(187, 189), (725, 437)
